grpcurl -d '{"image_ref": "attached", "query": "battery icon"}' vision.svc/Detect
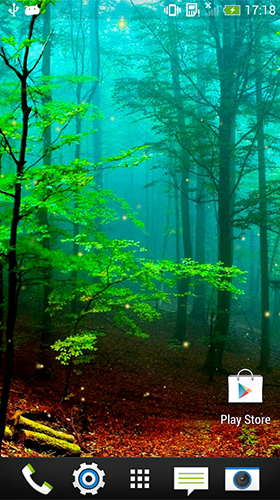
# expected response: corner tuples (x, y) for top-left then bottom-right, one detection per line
(223, 5), (241, 15)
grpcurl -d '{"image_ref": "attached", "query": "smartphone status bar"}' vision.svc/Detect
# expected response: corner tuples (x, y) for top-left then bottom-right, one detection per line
(163, 2), (277, 17)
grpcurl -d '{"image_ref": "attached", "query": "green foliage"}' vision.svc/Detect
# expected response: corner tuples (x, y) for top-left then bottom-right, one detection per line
(178, 259), (245, 295)
(239, 426), (258, 456)
(0, 10), (246, 380)
(51, 332), (99, 366)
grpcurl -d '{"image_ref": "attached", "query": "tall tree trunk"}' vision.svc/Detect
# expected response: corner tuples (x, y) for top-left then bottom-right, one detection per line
(39, 3), (53, 376)
(90, 0), (102, 182)
(191, 35), (206, 321)
(0, 265), (3, 374)
(256, 39), (270, 371)
(174, 183), (181, 265)
(145, 166), (150, 255)
(174, 182), (183, 324)
(249, 229), (256, 312)
(70, 1), (84, 315)
(269, 233), (280, 273)
(169, 26), (192, 342)
(270, 234), (280, 334)
(0, 16), (35, 451)
(205, 17), (236, 373)
(157, 186), (171, 311)
(0, 154), (4, 372)
(191, 169), (206, 320)
(71, 109), (81, 315)
(272, 288), (280, 335)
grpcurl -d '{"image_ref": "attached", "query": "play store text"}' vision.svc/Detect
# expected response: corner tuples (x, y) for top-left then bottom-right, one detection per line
(221, 414), (271, 427)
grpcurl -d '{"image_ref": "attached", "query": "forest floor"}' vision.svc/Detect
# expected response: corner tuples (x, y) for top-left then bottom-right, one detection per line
(2, 311), (280, 457)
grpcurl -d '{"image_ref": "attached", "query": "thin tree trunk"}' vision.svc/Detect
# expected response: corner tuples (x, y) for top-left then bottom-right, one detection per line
(69, 0), (84, 315)
(174, 182), (186, 334)
(71, 109), (81, 315)
(249, 229), (256, 312)
(272, 288), (280, 334)
(269, 233), (280, 273)
(169, 26), (192, 341)
(175, 183), (181, 265)
(157, 189), (171, 310)
(90, 0), (102, 182)
(191, 36), (206, 321)
(256, 39), (270, 371)
(62, 357), (73, 400)
(191, 167), (206, 321)
(145, 166), (150, 254)
(39, 3), (53, 376)
(175, 171), (192, 341)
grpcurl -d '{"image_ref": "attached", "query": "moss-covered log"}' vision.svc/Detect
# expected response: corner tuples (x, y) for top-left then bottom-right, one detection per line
(271, 445), (280, 457)
(4, 426), (12, 440)
(17, 430), (81, 456)
(12, 413), (75, 443)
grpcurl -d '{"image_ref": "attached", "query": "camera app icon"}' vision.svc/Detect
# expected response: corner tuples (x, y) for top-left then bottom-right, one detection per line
(225, 467), (260, 491)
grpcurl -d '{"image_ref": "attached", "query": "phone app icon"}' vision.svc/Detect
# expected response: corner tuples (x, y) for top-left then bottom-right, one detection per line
(22, 463), (53, 495)
(174, 467), (209, 496)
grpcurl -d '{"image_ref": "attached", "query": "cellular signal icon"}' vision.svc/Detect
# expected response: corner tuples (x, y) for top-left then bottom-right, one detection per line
(206, 5), (219, 16)
(164, 4), (181, 16)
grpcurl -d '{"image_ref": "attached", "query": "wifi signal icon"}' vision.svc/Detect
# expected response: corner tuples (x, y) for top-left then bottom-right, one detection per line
(164, 4), (181, 16)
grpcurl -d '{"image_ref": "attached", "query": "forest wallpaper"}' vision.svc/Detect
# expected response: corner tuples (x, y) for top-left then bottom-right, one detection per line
(0, 0), (279, 458)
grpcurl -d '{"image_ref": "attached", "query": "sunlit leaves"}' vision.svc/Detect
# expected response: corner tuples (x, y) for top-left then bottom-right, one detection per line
(37, 101), (91, 129)
(1, 37), (17, 48)
(51, 332), (99, 366)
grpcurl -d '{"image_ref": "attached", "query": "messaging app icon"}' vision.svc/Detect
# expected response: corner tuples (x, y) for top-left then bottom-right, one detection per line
(174, 467), (209, 496)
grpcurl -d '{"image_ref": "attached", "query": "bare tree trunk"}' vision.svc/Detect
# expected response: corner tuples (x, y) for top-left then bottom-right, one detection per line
(174, 171), (192, 342)
(90, 0), (102, 183)
(272, 288), (280, 334)
(256, 39), (270, 371)
(270, 233), (280, 273)
(69, 0), (84, 315)
(169, 26), (192, 342)
(0, 154), (4, 372)
(174, 183), (180, 265)
(191, 168), (206, 321)
(71, 110), (81, 315)
(174, 182), (185, 334)
(191, 35), (206, 321)
(145, 166), (150, 255)
(162, 189), (171, 260)
(205, 17), (236, 374)
(249, 229), (256, 313)
(157, 188), (171, 311)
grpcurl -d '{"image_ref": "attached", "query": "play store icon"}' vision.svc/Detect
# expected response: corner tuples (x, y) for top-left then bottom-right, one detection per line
(228, 369), (263, 403)
(239, 383), (252, 399)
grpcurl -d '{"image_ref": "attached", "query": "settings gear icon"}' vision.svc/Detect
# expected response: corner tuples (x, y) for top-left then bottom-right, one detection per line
(73, 462), (105, 495)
